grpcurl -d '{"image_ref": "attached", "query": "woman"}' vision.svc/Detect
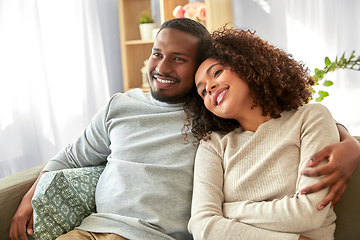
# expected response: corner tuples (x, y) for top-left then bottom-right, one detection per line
(185, 28), (338, 240)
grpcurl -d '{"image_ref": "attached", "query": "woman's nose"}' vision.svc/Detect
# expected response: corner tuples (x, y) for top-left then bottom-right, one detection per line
(207, 84), (217, 94)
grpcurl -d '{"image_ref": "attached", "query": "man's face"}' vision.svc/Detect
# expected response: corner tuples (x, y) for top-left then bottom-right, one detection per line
(147, 28), (199, 104)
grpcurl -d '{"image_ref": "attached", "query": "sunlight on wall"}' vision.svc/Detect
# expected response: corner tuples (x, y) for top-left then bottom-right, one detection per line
(0, 94), (14, 131)
(0, 1), (89, 143)
(286, 20), (327, 75)
(285, 19), (360, 135)
(0, 0), (111, 177)
(252, 0), (271, 14)
(38, 0), (85, 125)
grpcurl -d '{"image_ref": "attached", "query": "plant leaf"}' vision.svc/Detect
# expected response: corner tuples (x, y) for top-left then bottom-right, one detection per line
(325, 57), (331, 66)
(323, 80), (333, 86)
(318, 90), (329, 100)
(315, 69), (325, 79)
(316, 90), (329, 102)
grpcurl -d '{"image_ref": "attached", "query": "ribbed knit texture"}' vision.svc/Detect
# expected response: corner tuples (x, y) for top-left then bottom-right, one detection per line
(189, 103), (338, 240)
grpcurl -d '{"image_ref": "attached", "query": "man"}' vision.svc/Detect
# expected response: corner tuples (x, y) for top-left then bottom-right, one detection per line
(10, 18), (360, 240)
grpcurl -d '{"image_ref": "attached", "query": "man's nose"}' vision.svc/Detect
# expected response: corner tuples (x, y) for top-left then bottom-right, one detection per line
(155, 59), (172, 74)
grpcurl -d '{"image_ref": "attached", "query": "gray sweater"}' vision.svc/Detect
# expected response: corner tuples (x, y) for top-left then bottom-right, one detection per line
(43, 89), (198, 240)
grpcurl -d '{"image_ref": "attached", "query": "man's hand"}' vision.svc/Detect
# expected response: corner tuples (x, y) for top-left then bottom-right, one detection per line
(299, 237), (312, 240)
(9, 193), (34, 240)
(300, 126), (360, 210)
(9, 171), (47, 240)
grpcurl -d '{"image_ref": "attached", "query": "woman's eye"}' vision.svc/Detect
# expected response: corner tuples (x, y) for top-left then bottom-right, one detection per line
(214, 69), (223, 77)
(201, 88), (207, 97)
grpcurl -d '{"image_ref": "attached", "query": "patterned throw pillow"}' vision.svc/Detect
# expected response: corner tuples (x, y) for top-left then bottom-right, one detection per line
(29, 166), (105, 240)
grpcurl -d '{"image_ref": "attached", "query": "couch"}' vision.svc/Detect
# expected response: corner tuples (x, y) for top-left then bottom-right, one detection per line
(1, 137), (359, 240)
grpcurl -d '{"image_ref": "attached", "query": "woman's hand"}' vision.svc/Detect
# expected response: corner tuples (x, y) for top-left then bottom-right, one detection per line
(300, 125), (360, 210)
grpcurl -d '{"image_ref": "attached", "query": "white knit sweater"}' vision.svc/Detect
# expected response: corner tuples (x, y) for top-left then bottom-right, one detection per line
(189, 103), (339, 240)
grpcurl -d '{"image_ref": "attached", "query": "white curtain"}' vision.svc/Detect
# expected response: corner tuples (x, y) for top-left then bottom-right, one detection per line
(233, 0), (360, 136)
(0, 0), (117, 178)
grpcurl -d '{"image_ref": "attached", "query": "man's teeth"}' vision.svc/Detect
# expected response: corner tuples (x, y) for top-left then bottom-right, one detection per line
(157, 78), (175, 84)
(217, 89), (228, 103)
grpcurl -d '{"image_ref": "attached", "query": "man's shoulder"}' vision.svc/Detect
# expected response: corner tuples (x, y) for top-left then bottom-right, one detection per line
(109, 89), (151, 105)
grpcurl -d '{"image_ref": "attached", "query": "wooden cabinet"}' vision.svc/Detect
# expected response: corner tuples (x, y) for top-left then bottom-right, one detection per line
(118, 0), (233, 92)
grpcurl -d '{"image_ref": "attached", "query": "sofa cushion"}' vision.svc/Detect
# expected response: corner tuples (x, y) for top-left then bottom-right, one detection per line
(29, 166), (105, 240)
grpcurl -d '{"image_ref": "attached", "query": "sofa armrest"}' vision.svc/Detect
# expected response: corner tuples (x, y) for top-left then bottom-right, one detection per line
(0, 164), (46, 240)
(334, 136), (360, 240)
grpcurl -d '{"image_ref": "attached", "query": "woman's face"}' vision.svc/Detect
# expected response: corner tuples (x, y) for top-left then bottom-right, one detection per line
(194, 58), (254, 121)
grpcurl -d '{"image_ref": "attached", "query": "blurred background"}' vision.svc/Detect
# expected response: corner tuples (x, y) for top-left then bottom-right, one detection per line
(0, 0), (359, 178)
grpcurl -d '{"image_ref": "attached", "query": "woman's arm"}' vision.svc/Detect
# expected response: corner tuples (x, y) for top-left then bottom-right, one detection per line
(300, 124), (360, 209)
(188, 142), (300, 240)
(222, 104), (338, 233)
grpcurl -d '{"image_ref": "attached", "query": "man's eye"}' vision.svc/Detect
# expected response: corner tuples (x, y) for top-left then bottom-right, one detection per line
(153, 52), (161, 58)
(175, 57), (185, 62)
(201, 88), (207, 97)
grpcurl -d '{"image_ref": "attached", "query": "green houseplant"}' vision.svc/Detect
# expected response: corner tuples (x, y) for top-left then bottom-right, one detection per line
(139, 12), (154, 24)
(138, 11), (155, 40)
(312, 51), (360, 102)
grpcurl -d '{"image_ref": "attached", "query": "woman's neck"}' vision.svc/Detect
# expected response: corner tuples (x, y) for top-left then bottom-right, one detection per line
(236, 107), (273, 132)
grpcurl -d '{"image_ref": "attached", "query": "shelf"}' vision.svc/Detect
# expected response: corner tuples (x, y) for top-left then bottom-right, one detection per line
(125, 40), (154, 45)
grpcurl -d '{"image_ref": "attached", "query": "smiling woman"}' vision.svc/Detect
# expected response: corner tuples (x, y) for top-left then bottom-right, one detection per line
(0, 0), (112, 178)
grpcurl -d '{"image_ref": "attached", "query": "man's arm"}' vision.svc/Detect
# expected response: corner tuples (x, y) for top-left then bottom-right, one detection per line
(300, 124), (360, 209)
(9, 97), (114, 240)
(9, 171), (48, 240)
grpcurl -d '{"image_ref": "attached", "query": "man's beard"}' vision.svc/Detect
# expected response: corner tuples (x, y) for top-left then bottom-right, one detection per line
(150, 87), (193, 104)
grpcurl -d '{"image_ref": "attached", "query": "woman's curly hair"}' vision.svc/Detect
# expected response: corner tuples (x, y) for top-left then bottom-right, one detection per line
(183, 27), (315, 142)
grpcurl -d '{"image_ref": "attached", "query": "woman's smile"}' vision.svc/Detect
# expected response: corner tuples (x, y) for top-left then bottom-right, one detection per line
(213, 87), (228, 105)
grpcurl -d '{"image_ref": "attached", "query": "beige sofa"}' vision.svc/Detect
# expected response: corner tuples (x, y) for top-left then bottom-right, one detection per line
(1, 137), (359, 240)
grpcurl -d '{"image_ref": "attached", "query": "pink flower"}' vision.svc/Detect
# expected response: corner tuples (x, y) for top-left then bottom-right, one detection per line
(173, 5), (185, 19)
(184, 6), (197, 21)
(196, 4), (206, 20)
(173, 2), (206, 23)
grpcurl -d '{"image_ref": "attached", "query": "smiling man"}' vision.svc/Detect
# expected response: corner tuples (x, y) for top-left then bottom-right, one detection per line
(10, 18), (209, 240)
(147, 25), (200, 104)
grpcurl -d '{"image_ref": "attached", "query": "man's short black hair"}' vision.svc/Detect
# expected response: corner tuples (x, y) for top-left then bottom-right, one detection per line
(159, 18), (209, 40)
(158, 18), (210, 68)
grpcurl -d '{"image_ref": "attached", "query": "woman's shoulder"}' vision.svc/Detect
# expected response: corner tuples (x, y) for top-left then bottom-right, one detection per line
(295, 103), (333, 119)
(301, 102), (330, 111)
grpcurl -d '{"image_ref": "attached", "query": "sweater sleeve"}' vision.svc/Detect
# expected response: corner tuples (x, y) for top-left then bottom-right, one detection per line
(188, 141), (300, 240)
(222, 104), (339, 233)
(43, 94), (116, 171)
